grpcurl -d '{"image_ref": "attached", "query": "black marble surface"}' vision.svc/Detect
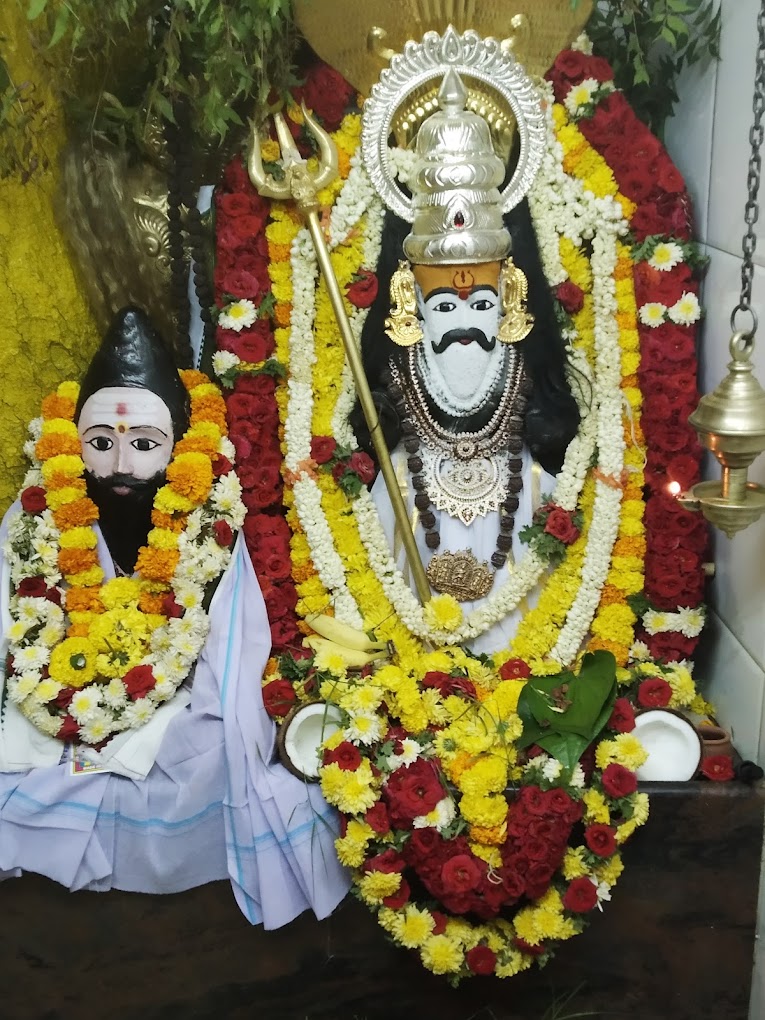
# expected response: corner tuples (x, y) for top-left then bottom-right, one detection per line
(0, 781), (762, 1020)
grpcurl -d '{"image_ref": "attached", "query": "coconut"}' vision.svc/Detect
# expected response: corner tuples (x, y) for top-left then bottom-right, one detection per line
(633, 709), (703, 782)
(277, 702), (344, 781)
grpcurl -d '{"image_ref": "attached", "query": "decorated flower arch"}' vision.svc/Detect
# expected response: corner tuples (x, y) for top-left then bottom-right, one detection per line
(211, 40), (712, 980)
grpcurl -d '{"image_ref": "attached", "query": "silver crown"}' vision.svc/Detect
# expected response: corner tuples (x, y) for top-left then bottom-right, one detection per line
(404, 69), (510, 265)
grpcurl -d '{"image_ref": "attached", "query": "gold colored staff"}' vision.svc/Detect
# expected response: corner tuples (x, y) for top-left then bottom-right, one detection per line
(248, 106), (431, 604)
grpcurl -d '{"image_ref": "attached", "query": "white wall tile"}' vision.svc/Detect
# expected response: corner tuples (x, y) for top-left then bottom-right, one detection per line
(707, 0), (764, 264)
(699, 609), (765, 761)
(695, 248), (765, 666)
(665, 54), (717, 241)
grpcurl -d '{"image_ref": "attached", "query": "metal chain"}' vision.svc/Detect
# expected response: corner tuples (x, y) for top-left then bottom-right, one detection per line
(731, 0), (765, 337)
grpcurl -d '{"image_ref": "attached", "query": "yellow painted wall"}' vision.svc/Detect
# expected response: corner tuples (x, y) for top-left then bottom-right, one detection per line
(0, 5), (98, 513)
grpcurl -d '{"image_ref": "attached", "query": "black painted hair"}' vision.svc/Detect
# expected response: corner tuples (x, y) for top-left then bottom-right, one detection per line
(350, 201), (582, 476)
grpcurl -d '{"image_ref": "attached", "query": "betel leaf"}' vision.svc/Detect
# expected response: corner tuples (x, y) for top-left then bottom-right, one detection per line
(517, 651), (617, 757)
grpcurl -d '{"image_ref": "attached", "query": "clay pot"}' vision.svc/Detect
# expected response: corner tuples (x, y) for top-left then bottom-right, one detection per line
(695, 724), (734, 761)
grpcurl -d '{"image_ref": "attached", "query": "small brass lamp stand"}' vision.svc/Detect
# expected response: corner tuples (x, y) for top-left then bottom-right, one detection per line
(680, 0), (765, 537)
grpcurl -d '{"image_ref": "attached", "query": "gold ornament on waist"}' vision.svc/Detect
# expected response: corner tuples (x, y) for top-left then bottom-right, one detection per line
(498, 257), (535, 344)
(426, 549), (495, 602)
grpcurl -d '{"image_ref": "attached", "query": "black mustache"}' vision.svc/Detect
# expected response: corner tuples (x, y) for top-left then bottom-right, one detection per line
(430, 327), (496, 354)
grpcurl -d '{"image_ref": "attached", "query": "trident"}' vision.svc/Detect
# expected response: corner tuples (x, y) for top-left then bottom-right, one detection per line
(248, 107), (431, 605)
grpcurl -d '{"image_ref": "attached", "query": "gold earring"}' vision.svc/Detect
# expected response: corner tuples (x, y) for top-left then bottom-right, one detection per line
(497, 257), (535, 344)
(384, 261), (424, 347)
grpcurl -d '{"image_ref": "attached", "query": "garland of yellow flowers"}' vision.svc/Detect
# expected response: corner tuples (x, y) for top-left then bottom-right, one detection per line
(4, 370), (244, 745)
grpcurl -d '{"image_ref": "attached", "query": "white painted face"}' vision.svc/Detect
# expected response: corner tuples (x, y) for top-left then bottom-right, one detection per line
(78, 387), (174, 493)
(417, 284), (508, 414)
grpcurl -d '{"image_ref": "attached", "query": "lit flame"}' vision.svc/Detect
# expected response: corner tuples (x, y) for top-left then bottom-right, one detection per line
(667, 480), (681, 496)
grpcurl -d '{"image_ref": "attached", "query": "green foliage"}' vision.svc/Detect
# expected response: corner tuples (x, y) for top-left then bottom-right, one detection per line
(0, 54), (49, 181)
(19, 0), (296, 151)
(516, 651), (617, 768)
(582, 0), (722, 136)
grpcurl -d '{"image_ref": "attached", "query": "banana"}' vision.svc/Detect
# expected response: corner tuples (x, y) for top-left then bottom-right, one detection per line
(306, 613), (387, 653)
(304, 634), (387, 669)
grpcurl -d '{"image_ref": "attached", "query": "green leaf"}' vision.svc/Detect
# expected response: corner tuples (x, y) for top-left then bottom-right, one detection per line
(518, 652), (617, 743)
(48, 5), (71, 48)
(26, 0), (48, 21)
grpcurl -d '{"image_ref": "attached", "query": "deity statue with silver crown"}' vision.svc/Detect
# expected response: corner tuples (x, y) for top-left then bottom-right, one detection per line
(352, 67), (580, 653)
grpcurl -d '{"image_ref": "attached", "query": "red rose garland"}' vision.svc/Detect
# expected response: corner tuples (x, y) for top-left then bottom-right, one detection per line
(548, 48), (709, 662)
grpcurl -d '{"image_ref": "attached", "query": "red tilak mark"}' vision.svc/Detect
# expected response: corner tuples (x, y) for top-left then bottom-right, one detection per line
(116, 402), (128, 416)
(457, 289), (470, 301)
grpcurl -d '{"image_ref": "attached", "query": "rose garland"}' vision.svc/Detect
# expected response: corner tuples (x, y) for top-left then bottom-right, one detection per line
(212, 49), (714, 979)
(4, 371), (245, 745)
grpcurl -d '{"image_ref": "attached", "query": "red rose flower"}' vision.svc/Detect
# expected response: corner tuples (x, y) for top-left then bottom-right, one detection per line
(212, 454), (234, 477)
(310, 435), (337, 464)
(601, 762), (638, 798)
(499, 657), (531, 680)
(543, 507), (580, 545)
(219, 322), (274, 363)
(421, 671), (476, 698)
(701, 754), (735, 782)
(213, 520), (234, 547)
(323, 740), (362, 771)
(441, 853), (482, 894)
(53, 687), (75, 710)
(555, 279), (585, 314)
(57, 714), (80, 742)
(430, 911), (448, 935)
(365, 801), (391, 835)
(348, 451), (376, 485)
(346, 269), (379, 308)
(585, 823), (618, 858)
(546, 788), (575, 816)
(382, 880), (410, 910)
(161, 593), (185, 619)
(123, 665), (156, 700)
(262, 679), (297, 718)
(384, 759), (443, 824)
(637, 677), (673, 708)
(17, 576), (47, 598)
(302, 62), (356, 130)
(514, 938), (546, 957)
(562, 876), (598, 912)
(643, 631), (698, 661)
(465, 945), (497, 976)
(222, 158), (250, 192)
(657, 161), (686, 195)
(20, 486), (47, 514)
(364, 848), (405, 874)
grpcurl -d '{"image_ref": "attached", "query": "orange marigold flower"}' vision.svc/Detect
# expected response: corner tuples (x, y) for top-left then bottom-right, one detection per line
(292, 564), (316, 583)
(469, 823), (507, 847)
(67, 622), (91, 638)
(41, 394), (76, 421)
(599, 584), (626, 606)
(45, 473), (87, 493)
(150, 509), (186, 533)
(269, 242), (291, 263)
(614, 536), (647, 558)
(53, 498), (99, 530)
(173, 434), (219, 458)
(190, 395), (227, 431)
(446, 750), (475, 783)
(165, 451), (214, 504)
(138, 591), (166, 614)
(65, 587), (104, 613)
(588, 636), (628, 667)
(179, 369), (211, 391)
(59, 548), (99, 576)
(274, 302), (292, 328)
(134, 547), (180, 583)
(35, 433), (81, 460)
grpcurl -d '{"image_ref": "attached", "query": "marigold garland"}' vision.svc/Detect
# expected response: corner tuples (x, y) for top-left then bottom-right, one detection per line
(4, 371), (245, 746)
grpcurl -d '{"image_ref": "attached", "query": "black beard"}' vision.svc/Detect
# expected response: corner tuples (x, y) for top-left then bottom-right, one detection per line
(430, 327), (496, 354)
(85, 470), (165, 576)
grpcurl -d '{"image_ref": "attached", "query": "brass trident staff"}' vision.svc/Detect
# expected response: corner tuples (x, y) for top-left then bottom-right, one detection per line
(248, 107), (431, 605)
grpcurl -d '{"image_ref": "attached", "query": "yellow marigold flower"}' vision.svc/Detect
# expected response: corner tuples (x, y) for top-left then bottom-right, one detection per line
(632, 791), (650, 825)
(59, 526), (98, 550)
(68, 565), (105, 588)
(421, 687), (449, 726)
(189, 382), (221, 401)
(420, 935), (463, 975)
(41, 454), (84, 481)
(496, 951), (532, 978)
(391, 906), (435, 949)
(513, 908), (542, 946)
(57, 381), (80, 402)
(562, 846), (590, 880)
(148, 528), (180, 552)
(458, 757), (507, 796)
(335, 820), (374, 868)
(154, 485), (195, 515)
(45, 486), (85, 510)
(615, 819), (638, 844)
(48, 637), (97, 688)
(41, 418), (79, 438)
(357, 870), (401, 905)
(319, 760), (378, 814)
(595, 853), (624, 886)
(596, 733), (648, 771)
(423, 593), (463, 632)
(582, 788), (611, 824)
(459, 792), (506, 828)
